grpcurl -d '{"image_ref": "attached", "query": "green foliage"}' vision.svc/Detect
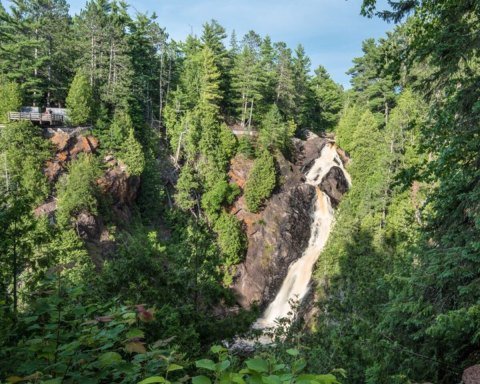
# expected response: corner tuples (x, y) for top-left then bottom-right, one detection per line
(245, 150), (276, 213)
(175, 163), (199, 211)
(188, 345), (340, 384)
(258, 104), (296, 154)
(0, 121), (50, 205)
(0, 276), (186, 384)
(201, 179), (239, 221)
(109, 109), (133, 150)
(213, 211), (246, 267)
(311, 66), (344, 131)
(56, 154), (101, 228)
(66, 72), (94, 126)
(0, 77), (21, 124)
(120, 128), (146, 176)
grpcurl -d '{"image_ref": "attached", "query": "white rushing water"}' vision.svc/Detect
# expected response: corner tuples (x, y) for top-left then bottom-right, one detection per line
(254, 142), (350, 330)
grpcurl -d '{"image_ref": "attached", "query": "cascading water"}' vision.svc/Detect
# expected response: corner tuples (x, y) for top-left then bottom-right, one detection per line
(254, 142), (351, 330)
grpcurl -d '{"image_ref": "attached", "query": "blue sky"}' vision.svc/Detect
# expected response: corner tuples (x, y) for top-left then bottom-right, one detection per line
(7, 0), (394, 87)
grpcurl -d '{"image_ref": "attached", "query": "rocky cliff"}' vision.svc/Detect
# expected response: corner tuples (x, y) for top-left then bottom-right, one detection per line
(230, 132), (349, 310)
(36, 129), (140, 267)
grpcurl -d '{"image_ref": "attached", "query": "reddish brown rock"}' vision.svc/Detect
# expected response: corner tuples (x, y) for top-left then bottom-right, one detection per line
(336, 146), (350, 166)
(44, 160), (63, 182)
(70, 136), (94, 157)
(50, 131), (71, 151)
(56, 151), (68, 162)
(34, 199), (57, 218)
(463, 365), (480, 384)
(86, 135), (99, 151)
(229, 155), (255, 190)
(97, 164), (141, 221)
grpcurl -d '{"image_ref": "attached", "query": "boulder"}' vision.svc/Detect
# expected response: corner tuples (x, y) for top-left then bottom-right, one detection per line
(97, 164), (141, 221)
(319, 166), (349, 207)
(50, 131), (71, 151)
(463, 365), (480, 384)
(44, 160), (64, 182)
(76, 211), (99, 240)
(70, 136), (94, 157)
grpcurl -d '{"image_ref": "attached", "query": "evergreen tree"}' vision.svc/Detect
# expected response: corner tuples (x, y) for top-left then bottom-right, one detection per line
(0, 0), (73, 105)
(244, 150), (276, 213)
(56, 153), (101, 228)
(274, 42), (296, 118)
(231, 38), (263, 128)
(292, 44), (313, 127)
(120, 128), (145, 176)
(311, 65), (344, 131)
(258, 104), (295, 154)
(0, 77), (22, 123)
(66, 72), (94, 126)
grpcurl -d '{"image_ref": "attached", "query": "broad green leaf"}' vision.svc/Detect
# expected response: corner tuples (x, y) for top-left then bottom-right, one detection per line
(296, 374), (339, 384)
(246, 358), (269, 373)
(195, 359), (216, 371)
(210, 345), (226, 354)
(98, 351), (122, 367)
(286, 348), (299, 356)
(272, 364), (286, 372)
(292, 358), (306, 373)
(216, 359), (231, 372)
(192, 375), (212, 384)
(138, 376), (167, 384)
(126, 329), (145, 339)
(167, 363), (184, 372)
(261, 375), (281, 384)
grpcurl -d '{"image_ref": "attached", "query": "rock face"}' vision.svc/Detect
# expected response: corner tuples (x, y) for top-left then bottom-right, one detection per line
(44, 130), (99, 182)
(36, 130), (140, 266)
(319, 166), (349, 207)
(97, 160), (141, 221)
(231, 132), (349, 309)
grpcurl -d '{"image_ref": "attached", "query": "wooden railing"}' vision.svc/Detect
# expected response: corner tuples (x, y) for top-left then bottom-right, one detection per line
(231, 128), (258, 136)
(8, 111), (65, 125)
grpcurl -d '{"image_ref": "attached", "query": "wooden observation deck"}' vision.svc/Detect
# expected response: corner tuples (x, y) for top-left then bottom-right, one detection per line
(8, 111), (65, 125)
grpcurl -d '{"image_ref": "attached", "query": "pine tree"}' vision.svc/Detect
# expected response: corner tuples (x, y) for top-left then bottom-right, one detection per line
(231, 33), (263, 128)
(0, 77), (22, 123)
(258, 104), (295, 154)
(311, 65), (344, 131)
(120, 128), (145, 176)
(274, 42), (296, 119)
(0, 0), (73, 105)
(244, 150), (276, 213)
(66, 72), (94, 126)
(56, 154), (101, 228)
(292, 44), (313, 127)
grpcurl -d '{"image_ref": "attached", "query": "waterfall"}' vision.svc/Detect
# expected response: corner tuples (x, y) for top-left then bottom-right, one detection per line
(254, 142), (350, 330)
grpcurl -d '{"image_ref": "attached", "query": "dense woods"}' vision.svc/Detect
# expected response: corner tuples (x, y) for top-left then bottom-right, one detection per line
(0, 0), (479, 383)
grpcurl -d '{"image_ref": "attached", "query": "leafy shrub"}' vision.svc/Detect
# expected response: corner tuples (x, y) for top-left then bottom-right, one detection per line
(0, 276), (186, 384)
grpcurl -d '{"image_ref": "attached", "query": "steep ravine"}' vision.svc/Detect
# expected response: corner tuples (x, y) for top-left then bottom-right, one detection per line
(230, 132), (350, 328)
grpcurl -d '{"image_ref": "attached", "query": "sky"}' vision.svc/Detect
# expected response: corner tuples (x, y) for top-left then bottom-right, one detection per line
(7, 0), (395, 87)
